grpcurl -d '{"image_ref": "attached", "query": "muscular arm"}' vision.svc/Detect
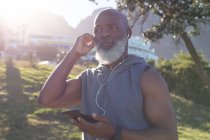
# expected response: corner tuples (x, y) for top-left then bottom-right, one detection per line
(38, 33), (95, 108)
(121, 69), (178, 140)
(38, 51), (81, 108)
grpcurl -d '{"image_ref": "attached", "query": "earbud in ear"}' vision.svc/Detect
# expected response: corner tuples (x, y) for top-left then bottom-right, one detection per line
(127, 34), (130, 39)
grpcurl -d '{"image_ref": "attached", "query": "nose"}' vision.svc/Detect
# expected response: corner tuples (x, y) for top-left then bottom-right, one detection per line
(101, 29), (111, 38)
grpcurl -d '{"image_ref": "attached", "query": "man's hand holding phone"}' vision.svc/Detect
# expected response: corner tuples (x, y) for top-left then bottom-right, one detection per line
(62, 109), (116, 139)
(72, 33), (95, 57)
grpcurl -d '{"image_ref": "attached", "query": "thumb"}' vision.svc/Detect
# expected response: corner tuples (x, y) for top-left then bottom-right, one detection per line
(92, 113), (108, 122)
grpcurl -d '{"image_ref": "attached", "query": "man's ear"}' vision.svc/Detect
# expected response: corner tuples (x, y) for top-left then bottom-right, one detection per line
(127, 27), (132, 39)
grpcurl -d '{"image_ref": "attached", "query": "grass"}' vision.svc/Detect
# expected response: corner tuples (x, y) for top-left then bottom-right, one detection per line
(172, 94), (210, 139)
(0, 60), (85, 140)
(0, 59), (210, 140)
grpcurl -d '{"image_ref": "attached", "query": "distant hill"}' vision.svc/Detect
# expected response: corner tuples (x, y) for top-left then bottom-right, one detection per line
(26, 10), (75, 40)
(74, 9), (100, 38)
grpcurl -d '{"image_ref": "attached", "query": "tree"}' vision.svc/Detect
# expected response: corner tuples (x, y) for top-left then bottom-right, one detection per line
(114, 0), (210, 94)
(90, 0), (210, 93)
(0, 21), (6, 51)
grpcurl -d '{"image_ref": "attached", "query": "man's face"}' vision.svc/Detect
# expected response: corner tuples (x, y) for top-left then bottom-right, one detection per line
(94, 12), (128, 49)
(94, 12), (128, 64)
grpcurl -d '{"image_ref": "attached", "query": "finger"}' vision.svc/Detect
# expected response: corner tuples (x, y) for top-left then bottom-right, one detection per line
(82, 34), (95, 48)
(92, 113), (108, 122)
(71, 118), (87, 132)
(84, 38), (95, 48)
(78, 117), (93, 127)
(71, 119), (80, 126)
(70, 119), (75, 124)
(77, 117), (96, 133)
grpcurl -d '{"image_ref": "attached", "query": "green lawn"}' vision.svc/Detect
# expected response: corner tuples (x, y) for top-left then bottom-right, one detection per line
(0, 60), (210, 140)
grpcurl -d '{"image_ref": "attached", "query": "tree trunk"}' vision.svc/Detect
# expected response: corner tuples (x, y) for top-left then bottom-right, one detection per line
(181, 31), (210, 94)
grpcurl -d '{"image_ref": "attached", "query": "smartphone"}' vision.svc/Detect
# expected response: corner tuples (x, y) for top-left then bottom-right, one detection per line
(62, 109), (98, 123)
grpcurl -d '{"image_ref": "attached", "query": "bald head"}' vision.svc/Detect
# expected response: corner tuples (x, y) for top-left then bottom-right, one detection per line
(94, 8), (129, 29)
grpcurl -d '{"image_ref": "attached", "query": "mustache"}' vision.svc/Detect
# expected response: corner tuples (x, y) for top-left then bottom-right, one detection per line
(95, 37), (127, 49)
(95, 41), (115, 48)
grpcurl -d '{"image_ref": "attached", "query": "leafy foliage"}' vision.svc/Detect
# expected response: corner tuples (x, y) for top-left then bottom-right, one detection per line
(157, 52), (210, 106)
(116, 0), (210, 41)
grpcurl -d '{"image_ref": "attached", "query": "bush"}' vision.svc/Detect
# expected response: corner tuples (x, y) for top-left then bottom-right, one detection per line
(156, 52), (210, 107)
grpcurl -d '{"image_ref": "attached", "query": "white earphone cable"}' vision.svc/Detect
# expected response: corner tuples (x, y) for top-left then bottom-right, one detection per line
(95, 55), (125, 116)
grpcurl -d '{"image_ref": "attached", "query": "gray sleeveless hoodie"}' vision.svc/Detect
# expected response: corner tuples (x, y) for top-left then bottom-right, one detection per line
(79, 54), (151, 140)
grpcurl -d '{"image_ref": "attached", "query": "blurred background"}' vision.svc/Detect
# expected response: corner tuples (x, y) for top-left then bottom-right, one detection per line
(0, 0), (210, 140)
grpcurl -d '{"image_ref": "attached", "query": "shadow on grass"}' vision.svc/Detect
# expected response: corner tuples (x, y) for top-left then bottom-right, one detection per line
(3, 61), (33, 139)
(0, 61), (80, 140)
(1, 61), (52, 139)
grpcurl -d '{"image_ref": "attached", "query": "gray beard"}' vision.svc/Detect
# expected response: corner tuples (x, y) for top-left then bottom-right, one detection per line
(95, 38), (127, 65)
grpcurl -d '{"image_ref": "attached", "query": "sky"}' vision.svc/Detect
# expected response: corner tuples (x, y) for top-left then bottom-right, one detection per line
(0, 0), (117, 28)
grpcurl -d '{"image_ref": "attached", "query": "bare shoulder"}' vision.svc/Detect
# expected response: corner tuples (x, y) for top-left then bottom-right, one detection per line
(141, 68), (169, 96)
(142, 68), (163, 81)
(140, 68), (177, 132)
(140, 68), (178, 140)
